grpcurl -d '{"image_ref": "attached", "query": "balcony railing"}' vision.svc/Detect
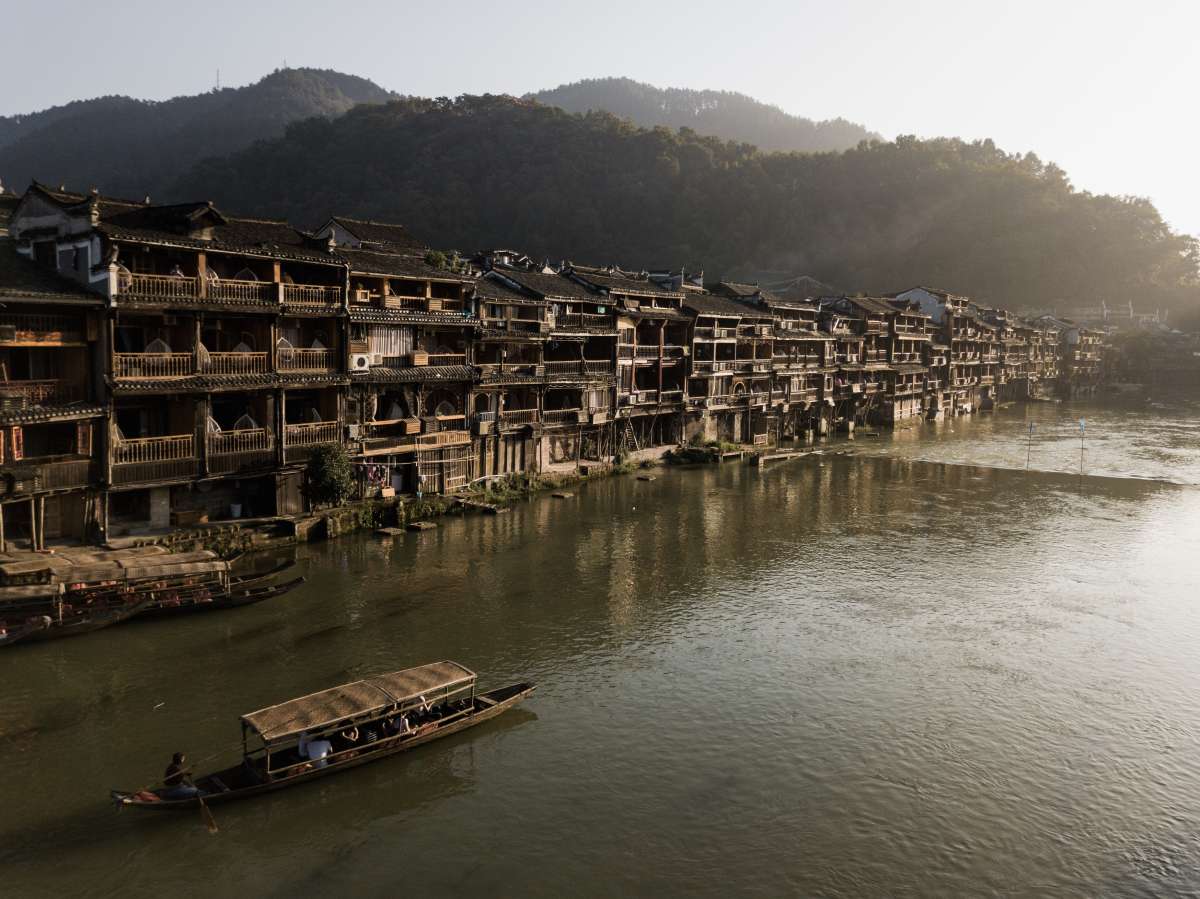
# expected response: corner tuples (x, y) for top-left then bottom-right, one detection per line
(111, 434), (199, 485)
(119, 273), (200, 301)
(282, 283), (342, 309)
(891, 352), (921, 363)
(0, 312), (86, 344)
(693, 360), (736, 373)
(477, 362), (542, 382)
(498, 409), (539, 427)
(114, 352), (193, 379)
(203, 352), (270, 376)
(0, 379), (81, 408)
(554, 312), (613, 330)
(278, 347), (336, 372)
(742, 392), (769, 405)
(4, 457), (94, 494)
(543, 408), (583, 426)
(207, 428), (275, 475)
(425, 353), (467, 367)
(285, 421), (340, 446)
(209, 279), (276, 305)
(542, 360), (615, 378)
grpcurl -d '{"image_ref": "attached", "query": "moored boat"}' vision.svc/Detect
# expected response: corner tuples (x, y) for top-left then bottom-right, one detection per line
(111, 661), (534, 809)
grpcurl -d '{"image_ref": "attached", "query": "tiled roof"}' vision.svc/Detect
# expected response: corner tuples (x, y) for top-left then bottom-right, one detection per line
(715, 281), (760, 298)
(110, 373), (347, 393)
(474, 278), (547, 306)
(841, 296), (898, 316)
(0, 403), (105, 426)
(347, 306), (477, 327)
(331, 217), (425, 253)
(682, 292), (752, 318)
(344, 248), (471, 282)
(622, 307), (691, 322)
(493, 269), (596, 301)
(568, 268), (682, 298)
(355, 365), (474, 383)
(98, 222), (341, 265)
(0, 241), (101, 303)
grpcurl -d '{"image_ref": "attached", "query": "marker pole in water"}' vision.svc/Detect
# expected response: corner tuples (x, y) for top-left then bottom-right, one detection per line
(1079, 418), (1086, 477)
(1026, 422), (1035, 470)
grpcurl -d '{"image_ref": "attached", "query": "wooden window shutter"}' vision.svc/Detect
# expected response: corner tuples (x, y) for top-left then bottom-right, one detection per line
(11, 426), (23, 461)
(77, 422), (93, 457)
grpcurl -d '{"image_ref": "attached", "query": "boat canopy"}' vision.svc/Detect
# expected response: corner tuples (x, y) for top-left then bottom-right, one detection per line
(240, 661), (476, 742)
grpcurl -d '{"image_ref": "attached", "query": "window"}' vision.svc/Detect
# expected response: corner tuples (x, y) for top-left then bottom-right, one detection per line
(33, 241), (56, 268)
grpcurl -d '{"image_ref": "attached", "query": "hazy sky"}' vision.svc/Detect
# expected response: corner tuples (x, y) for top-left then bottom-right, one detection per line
(4, 0), (1198, 234)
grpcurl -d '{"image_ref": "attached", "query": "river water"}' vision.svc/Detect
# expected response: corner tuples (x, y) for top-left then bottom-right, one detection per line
(4, 397), (1200, 897)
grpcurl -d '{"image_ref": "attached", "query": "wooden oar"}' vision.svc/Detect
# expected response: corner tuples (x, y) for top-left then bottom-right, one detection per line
(197, 793), (218, 834)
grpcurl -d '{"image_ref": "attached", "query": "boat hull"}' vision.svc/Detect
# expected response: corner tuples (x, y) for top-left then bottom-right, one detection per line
(111, 682), (534, 809)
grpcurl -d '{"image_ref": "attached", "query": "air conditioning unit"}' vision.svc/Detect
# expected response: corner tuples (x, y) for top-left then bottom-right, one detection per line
(350, 353), (372, 371)
(353, 289), (372, 303)
(370, 353), (384, 365)
(346, 424), (362, 439)
(533, 365), (545, 377)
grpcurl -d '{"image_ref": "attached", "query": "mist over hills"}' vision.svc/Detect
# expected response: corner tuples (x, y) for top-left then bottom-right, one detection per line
(0, 68), (395, 199)
(2, 71), (1197, 320)
(529, 77), (879, 153)
(171, 95), (1199, 318)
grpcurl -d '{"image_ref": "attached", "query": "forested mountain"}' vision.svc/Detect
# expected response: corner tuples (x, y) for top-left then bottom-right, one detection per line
(529, 78), (878, 153)
(0, 68), (394, 199)
(170, 95), (1200, 320)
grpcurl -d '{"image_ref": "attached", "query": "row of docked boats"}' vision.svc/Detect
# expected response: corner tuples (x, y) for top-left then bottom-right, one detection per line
(0, 544), (303, 647)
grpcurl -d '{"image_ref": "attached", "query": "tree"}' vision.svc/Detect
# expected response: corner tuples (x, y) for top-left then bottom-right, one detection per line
(306, 443), (355, 507)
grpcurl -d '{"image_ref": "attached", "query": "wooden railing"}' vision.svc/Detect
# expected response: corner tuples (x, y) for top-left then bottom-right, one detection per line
(0, 379), (80, 408)
(208, 429), (275, 474)
(693, 360), (736, 373)
(426, 353), (467, 366)
(111, 434), (199, 485)
(659, 389), (685, 403)
(498, 409), (539, 426)
(4, 457), (93, 493)
(554, 312), (612, 329)
(209, 279), (276, 305)
(113, 434), (196, 465)
(285, 421), (340, 447)
(542, 360), (613, 378)
(0, 312), (85, 344)
(120, 273), (200, 301)
(543, 408), (582, 425)
(114, 352), (193, 379)
(282, 283), (342, 308)
(203, 352), (269, 375)
(208, 428), (273, 456)
(278, 348), (336, 372)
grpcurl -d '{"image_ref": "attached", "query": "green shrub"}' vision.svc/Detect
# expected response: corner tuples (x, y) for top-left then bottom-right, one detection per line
(306, 443), (355, 507)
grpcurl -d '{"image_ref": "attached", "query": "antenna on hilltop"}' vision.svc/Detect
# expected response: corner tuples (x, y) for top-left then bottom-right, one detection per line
(216, 68), (221, 91)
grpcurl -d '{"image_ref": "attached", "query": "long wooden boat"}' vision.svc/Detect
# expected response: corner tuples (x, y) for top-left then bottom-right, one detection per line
(111, 662), (534, 809)
(25, 596), (155, 642)
(0, 614), (53, 647)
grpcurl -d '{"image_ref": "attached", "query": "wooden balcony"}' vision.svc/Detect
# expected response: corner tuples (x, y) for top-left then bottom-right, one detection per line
(209, 279), (276, 305)
(3, 457), (93, 494)
(542, 408), (583, 426)
(498, 408), (539, 427)
(0, 312), (86, 346)
(425, 353), (467, 367)
(542, 360), (614, 379)
(208, 428), (275, 475)
(119, 273), (199, 302)
(285, 421), (340, 445)
(202, 352), (269, 376)
(114, 352), (193, 379)
(693, 360), (736, 373)
(278, 347), (337, 373)
(284, 420), (340, 462)
(111, 434), (199, 485)
(477, 362), (542, 383)
(554, 312), (613, 330)
(282, 283), (342, 311)
(0, 379), (81, 409)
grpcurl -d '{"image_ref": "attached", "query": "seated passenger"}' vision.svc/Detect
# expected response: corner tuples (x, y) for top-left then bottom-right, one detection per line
(163, 751), (200, 800)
